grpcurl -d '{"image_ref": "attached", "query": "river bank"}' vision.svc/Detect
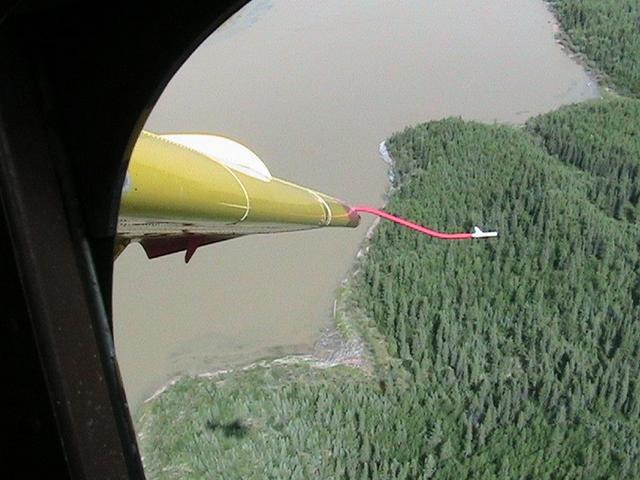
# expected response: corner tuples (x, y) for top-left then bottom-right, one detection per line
(138, 141), (397, 409)
(545, 2), (604, 86)
(544, 0), (639, 98)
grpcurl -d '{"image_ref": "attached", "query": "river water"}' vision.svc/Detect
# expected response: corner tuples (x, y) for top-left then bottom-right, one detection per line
(114, 0), (598, 411)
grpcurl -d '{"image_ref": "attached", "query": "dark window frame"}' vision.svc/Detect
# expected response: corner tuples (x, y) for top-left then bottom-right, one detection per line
(0, 2), (249, 477)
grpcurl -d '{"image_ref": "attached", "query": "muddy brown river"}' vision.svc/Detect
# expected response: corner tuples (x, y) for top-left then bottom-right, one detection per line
(114, 0), (598, 411)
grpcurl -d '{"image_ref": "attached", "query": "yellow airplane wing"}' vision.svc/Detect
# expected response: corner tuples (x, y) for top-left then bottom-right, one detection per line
(117, 131), (360, 262)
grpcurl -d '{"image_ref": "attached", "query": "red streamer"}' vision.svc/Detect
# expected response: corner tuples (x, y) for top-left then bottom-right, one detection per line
(351, 206), (476, 240)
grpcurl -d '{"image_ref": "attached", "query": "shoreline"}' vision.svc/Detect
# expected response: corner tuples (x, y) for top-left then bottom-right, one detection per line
(544, 1), (608, 93)
(139, 141), (395, 412)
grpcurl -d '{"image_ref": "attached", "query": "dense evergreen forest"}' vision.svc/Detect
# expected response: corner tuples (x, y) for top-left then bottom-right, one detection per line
(139, 3), (640, 478)
(527, 97), (640, 223)
(551, 0), (640, 97)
